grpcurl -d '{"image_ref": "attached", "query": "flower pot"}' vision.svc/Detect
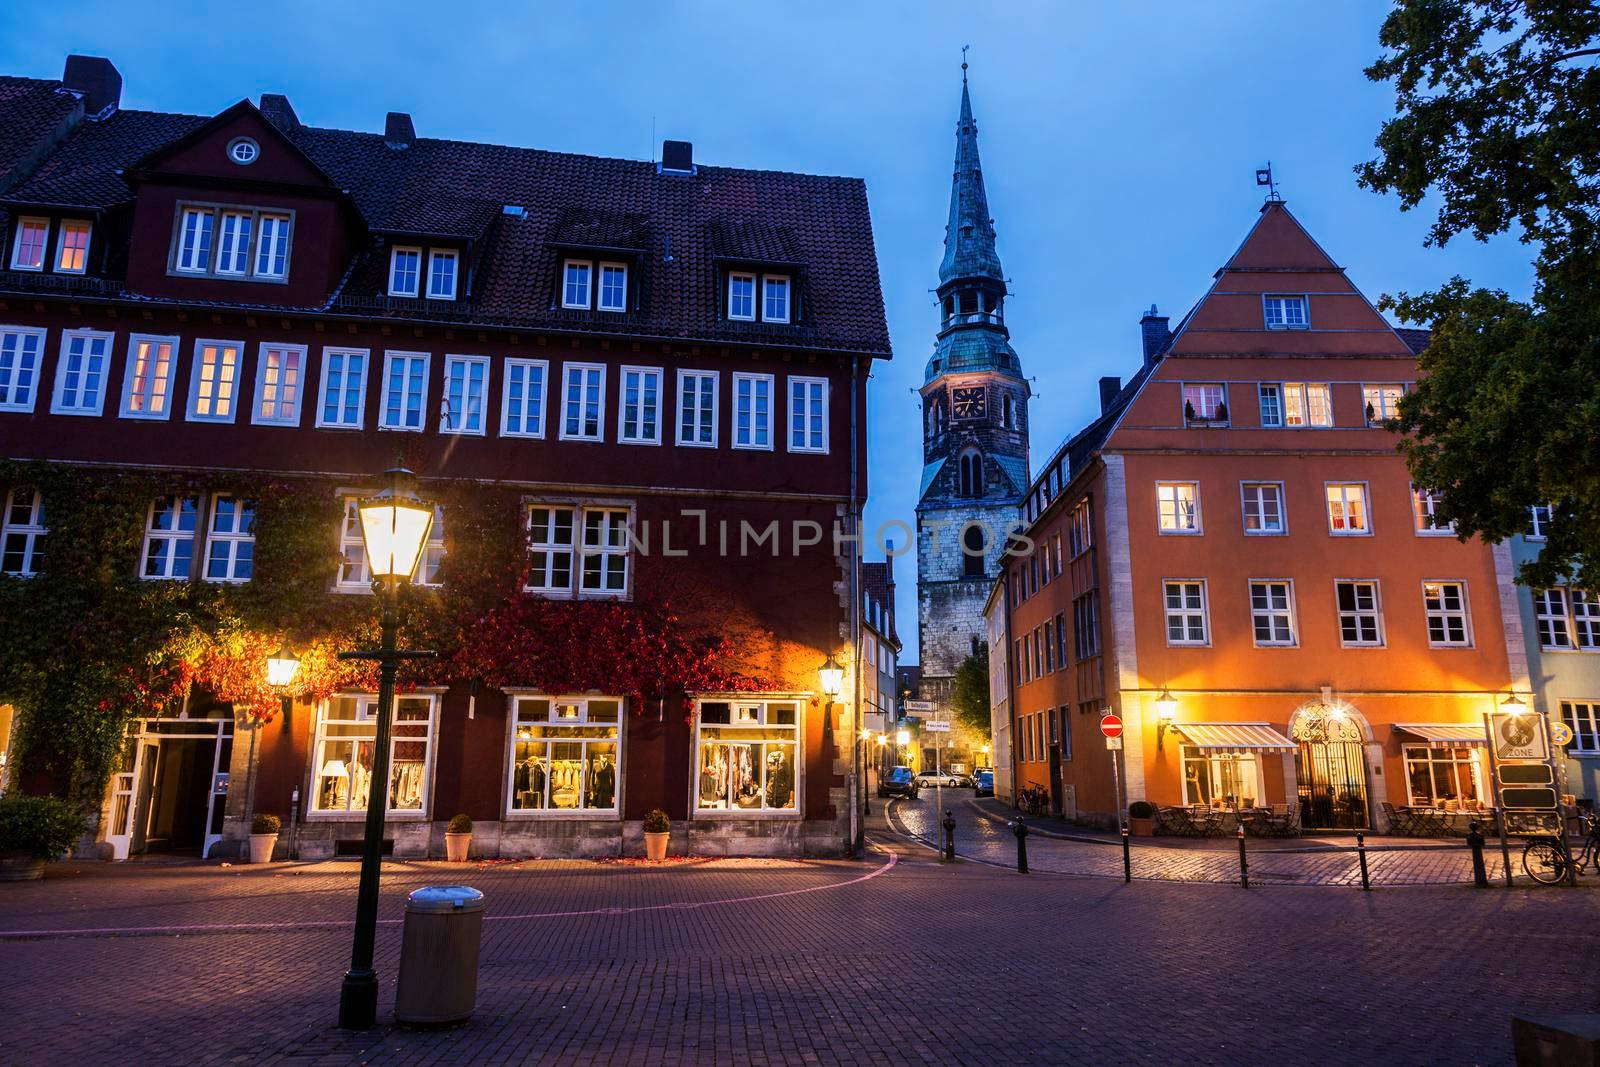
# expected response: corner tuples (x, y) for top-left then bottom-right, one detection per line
(445, 831), (472, 863)
(0, 852), (45, 881)
(644, 831), (669, 861)
(1130, 816), (1154, 838)
(247, 833), (278, 864)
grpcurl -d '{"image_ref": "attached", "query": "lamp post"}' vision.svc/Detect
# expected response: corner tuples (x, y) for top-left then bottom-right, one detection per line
(336, 466), (437, 1031)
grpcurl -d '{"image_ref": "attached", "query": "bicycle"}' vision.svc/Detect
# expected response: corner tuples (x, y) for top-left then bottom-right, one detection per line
(1521, 811), (1598, 885)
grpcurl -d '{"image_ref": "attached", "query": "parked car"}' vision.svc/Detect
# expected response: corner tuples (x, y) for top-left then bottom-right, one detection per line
(878, 765), (920, 800)
(915, 769), (965, 788)
(973, 770), (995, 797)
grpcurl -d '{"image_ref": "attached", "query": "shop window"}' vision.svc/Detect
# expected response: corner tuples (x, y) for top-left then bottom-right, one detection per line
(694, 699), (800, 813)
(507, 696), (621, 813)
(1403, 745), (1484, 808)
(310, 693), (437, 815)
(1181, 747), (1260, 807)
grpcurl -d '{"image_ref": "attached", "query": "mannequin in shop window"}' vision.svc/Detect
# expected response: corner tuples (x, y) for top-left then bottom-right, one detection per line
(515, 754), (547, 809)
(765, 750), (793, 809)
(588, 754), (616, 808)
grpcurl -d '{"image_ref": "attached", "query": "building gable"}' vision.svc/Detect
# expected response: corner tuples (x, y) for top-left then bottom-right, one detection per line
(129, 100), (339, 194)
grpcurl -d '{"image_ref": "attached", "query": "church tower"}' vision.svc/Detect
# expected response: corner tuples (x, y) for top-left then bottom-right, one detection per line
(915, 69), (1031, 716)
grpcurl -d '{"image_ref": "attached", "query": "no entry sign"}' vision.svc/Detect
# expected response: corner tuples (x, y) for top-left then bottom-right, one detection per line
(1100, 712), (1123, 739)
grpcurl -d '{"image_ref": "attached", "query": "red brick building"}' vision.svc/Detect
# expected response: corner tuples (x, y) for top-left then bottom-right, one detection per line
(0, 57), (889, 859)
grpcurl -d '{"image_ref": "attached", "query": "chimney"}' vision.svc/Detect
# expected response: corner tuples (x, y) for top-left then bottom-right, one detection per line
(384, 112), (415, 150)
(660, 140), (694, 174)
(1098, 376), (1122, 414)
(259, 94), (300, 133)
(1139, 304), (1171, 366)
(61, 55), (121, 117)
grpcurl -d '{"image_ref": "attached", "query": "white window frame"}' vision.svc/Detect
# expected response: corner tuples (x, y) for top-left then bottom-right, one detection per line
(524, 503), (576, 596)
(1239, 480), (1286, 536)
(617, 365), (662, 445)
(0, 488), (45, 577)
(1263, 293), (1309, 330)
(1335, 579), (1385, 648)
(1529, 504), (1553, 541)
(597, 262), (628, 312)
(0, 326), (46, 413)
(692, 697), (803, 816)
(1422, 579), (1473, 648)
(1574, 590), (1600, 650)
(676, 369), (719, 448)
(523, 501), (635, 601)
(1535, 588), (1574, 651)
(416, 505), (446, 587)
(440, 354), (489, 436)
(1182, 382), (1227, 425)
(316, 347), (369, 430)
(1257, 383), (1283, 427)
(762, 274), (791, 323)
(50, 328), (113, 417)
(578, 506), (632, 599)
(1363, 383), (1406, 426)
(1411, 484), (1455, 536)
(562, 259), (593, 309)
(1248, 579), (1298, 647)
(254, 214), (290, 279)
(1325, 482), (1372, 536)
(174, 207), (213, 274)
(307, 693), (439, 818)
(141, 495), (200, 581)
(1280, 382), (1334, 428)
(252, 343), (306, 427)
(215, 211), (253, 276)
(787, 375), (828, 454)
(54, 219), (91, 274)
(727, 272), (756, 321)
(500, 358), (548, 439)
(335, 497), (371, 593)
(202, 493), (254, 584)
(733, 371), (774, 450)
(388, 247), (421, 297)
(504, 694), (624, 816)
(559, 363), (606, 442)
(170, 203), (293, 282)
(1163, 579), (1210, 647)
(1156, 481), (1201, 535)
(186, 339), (244, 424)
(10, 217), (49, 271)
(120, 333), (179, 420)
(426, 250), (458, 301)
(378, 351), (430, 433)
(1560, 701), (1600, 756)
(1402, 744), (1486, 808)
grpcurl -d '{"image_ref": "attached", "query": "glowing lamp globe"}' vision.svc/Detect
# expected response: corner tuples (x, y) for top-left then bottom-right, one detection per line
(818, 653), (844, 699)
(266, 644), (301, 688)
(896, 729), (910, 747)
(358, 466), (434, 580)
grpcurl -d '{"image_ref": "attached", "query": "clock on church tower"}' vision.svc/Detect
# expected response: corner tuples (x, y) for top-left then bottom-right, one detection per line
(952, 386), (986, 421)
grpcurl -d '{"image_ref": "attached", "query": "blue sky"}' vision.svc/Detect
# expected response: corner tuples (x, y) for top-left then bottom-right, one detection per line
(2, 2), (1533, 661)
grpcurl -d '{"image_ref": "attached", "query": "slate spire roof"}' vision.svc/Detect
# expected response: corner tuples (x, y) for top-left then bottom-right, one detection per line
(938, 74), (1003, 286)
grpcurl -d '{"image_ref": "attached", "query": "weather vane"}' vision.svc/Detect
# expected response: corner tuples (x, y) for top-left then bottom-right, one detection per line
(962, 44), (969, 82)
(1256, 162), (1282, 202)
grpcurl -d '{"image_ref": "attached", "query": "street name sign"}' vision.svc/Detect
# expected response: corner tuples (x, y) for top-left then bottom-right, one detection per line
(904, 700), (935, 713)
(923, 720), (951, 732)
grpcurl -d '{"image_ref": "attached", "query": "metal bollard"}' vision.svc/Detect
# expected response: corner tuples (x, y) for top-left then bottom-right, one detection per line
(1012, 818), (1029, 874)
(1466, 820), (1489, 888)
(942, 809), (956, 863)
(1236, 824), (1249, 888)
(1356, 832), (1371, 891)
(1121, 826), (1131, 884)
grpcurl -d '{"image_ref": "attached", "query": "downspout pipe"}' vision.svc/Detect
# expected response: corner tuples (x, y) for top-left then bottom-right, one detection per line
(849, 356), (864, 857)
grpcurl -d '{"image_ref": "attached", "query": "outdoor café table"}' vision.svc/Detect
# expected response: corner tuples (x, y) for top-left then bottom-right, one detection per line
(1410, 808), (1453, 836)
(1193, 808), (1227, 836)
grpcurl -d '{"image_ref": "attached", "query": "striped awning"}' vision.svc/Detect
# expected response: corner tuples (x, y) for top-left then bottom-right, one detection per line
(1393, 723), (1486, 747)
(1171, 722), (1295, 753)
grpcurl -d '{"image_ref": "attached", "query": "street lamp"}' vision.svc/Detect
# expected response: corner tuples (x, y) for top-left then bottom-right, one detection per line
(818, 652), (844, 699)
(896, 727), (910, 766)
(1154, 688), (1178, 750)
(336, 466), (437, 1031)
(245, 643), (303, 859)
(266, 643), (302, 689)
(1501, 692), (1527, 714)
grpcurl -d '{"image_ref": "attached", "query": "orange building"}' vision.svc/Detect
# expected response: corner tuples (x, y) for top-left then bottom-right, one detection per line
(993, 199), (1531, 833)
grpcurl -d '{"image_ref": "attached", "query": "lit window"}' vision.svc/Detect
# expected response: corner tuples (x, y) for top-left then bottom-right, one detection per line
(619, 366), (662, 444)
(1423, 581), (1471, 646)
(507, 696), (622, 812)
(677, 370), (718, 447)
(119, 334), (178, 419)
(0, 489), (45, 576)
(203, 494), (255, 583)
(0, 326), (46, 413)
(1336, 580), (1383, 646)
(254, 215), (290, 279)
(1325, 483), (1370, 535)
(427, 250), (457, 300)
(1181, 746), (1259, 807)
(1363, 383), (1406, 426)
(1156, 482), (1200, 534)
(379, 351), (429, 432)
(336, 499), (369, 591)
(175, 209), (213, 273)
(310, 694), (437, 815)
(1411, 485), (1454, 535)
(388, 248), (421, 297)
(560, 363), (605, 441)
(787, 376), (827, 453)
(1285, 383), (1333, 427)
(694, 699), (800, 813)
(55, 220), (91, 274)
(317, 348), (368, 429)
(1404, 746), (1484, 807)
(501, 359), (547, 438)
(142, 495), (199, 580)
(253, 344), (305, 426)
(732, 372), (772, 449)
(10, 217), (49, 271)
(1240, 482), (1285, 534)
(1263, 294), (1309, 329)
(598, 263), (627, 312)
(562, 260), (592, 309)
(580, 508), (631, 596)
(51, 329), (112, 416)
(728, 273), (756, 320)
(1535, 588), (1574, 650)
(1182, 383), (1227, 425)
(441, 354), (488, 434)
(188, 340), (242, 422)
(525, 505), (575, 595)
(1561, 701), (1600, 755)
(763, 275), (791, 322)
(1163, 580), (1208, 645)
(216, 212), (253, 275)
(1249, 580), (1296, 646)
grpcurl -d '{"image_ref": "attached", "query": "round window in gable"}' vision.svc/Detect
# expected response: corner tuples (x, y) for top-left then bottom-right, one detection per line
(226, 137), (260, 165)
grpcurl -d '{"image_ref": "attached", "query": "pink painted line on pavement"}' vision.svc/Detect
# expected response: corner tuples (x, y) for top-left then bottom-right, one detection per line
(0, 851), (898, 941)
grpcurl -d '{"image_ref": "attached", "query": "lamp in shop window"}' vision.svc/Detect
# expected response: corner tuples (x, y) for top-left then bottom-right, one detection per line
(321, 758), (349, 780)
(819, 652), (844, 700)
(1154, 688), (1178, 750)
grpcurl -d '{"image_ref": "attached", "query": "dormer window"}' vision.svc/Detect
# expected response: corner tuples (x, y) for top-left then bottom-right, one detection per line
(255, 215), (290, 279)
(763, 275), (790, 323)
(217, 212), (253, 275)
(10, 217), (49, 271)
(728, 272), (756, 320)
(55, 220), (91, 274)
(388, 247), (421, 296)
(560, 259), (627, 312)
(727, 270), (795, 324)
(598, 263), (628, 311)
(427, 250), (458, 300)
(562, 260), (592, 308)
(1263, 294), (1309, 330)
(171, 203), (293, 282)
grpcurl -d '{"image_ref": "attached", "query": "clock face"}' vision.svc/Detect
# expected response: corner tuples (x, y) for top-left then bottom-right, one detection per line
(952, 386), (987, 420)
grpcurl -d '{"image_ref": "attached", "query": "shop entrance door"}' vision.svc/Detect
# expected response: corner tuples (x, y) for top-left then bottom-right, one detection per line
(104, 718), (233, 860)
(1293, 709), (1370, 830)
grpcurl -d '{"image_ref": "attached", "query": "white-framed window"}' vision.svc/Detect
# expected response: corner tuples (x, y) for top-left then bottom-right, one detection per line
(763, 275), (791, 323)
(693, 698), (801, 813)
(0, 326), (46, 413)
(1423, 580), (1472, 646)
(252, 343), (305, 426)
(254, 214), (290, 278)
(1363, 383), (1406, 426)
(1182, 383), (1227, 425)
(54, 219), (91, 274)
(51, 328), (112, 416)
(388, 247), (421, 297)
(597, 263), (628, 312)
(1535, 588), (1574, 650)
(317, 348), (368, 429)
(1411, 485), (1454, 535)
(580, 507), (630, 597)
(1574, 590), (1600, 650)
(379, 351), (429, 432)
(141, 495), (199, 580)
(172, 205), (291, 280)
(0, 489), (45, 576)
(1240, 481), (1285, 535)
(9, 217), (49, 271)
(1263, 294), (1309, 329)
(733, 372), (773, 449)
(1163, 579), (1208, 646)
(417, 505), (445, 587)
(440, 354), (488, 435)
(336, 498), (369, 592)
(524, 502), (633, 600)
(501, 358), (547, 438)
(1403, 745), (1485, 807)
(787, 375), (827, 453)
(1560, 701), (1600, 755)
(1262, 382), (1332, 428)
(560, 363), (605, 441)
(1529, 504), (1553, 540)
(310, 693), (438, 816)
(507, 696), (622, 813)
(426, 250), (457, 300)
(728, 272), (756, 320)
(175, 208), (213, 273)
(1335, 579), (1384, 646)
(203, 493), (254, 583)
(1256, 383), (1283, 427)
(525, 504), (575, 595)
(618, 366), (661, 444)
(677, 369), (718, 447)
(562, 260), (593, 309)
(1249, 580), (1296, 646)
(1156, 481), (1201, 534)
(187, 340), (243, 423)
(1325, 482), (1371, 535)
(1181, 746), (1261, 807)
(216, 211), (253, 275)
(120, 334), (178, 419)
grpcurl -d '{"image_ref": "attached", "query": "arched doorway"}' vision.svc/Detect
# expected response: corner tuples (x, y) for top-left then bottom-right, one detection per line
(1291, 703), (1370, 830)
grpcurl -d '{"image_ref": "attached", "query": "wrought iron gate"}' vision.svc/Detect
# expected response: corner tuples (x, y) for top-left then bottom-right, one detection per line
(1293, 708), (1369, 830)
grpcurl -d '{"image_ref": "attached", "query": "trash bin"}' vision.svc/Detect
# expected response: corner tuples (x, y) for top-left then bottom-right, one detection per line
(394, 885), (485, 1025)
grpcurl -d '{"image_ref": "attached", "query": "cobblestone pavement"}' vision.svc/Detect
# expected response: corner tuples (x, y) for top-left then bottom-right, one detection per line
(1, 846), (1596, 1065)
(892, 788), (1497, 886)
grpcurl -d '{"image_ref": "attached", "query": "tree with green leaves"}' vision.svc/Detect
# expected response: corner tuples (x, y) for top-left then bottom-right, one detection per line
(951, 646), (991, 737)
(1357, 0), (1600, 589)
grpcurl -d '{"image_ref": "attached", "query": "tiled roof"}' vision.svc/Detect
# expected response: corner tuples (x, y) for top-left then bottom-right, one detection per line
(1395, 327), (1431, 355)
(6, 107), (206, 208)
(0, 77), (80, 195)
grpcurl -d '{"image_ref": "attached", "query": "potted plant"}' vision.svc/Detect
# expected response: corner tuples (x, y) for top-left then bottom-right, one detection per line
(1128, 800), (1157, 837)
(445, 813), (473, 862)
(643, 808), (670, 861)
(248, 813), (281, 863)
(0, 795), (87, 881)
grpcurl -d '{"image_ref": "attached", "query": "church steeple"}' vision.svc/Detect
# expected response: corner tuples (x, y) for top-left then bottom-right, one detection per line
(939, 74), (1003, 286)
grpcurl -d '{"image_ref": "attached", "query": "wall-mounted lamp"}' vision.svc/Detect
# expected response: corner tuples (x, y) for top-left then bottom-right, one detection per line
(1154, 688), (1177, 750)
(1502, 692), (1528, 715)
(819, 653), (844, 700)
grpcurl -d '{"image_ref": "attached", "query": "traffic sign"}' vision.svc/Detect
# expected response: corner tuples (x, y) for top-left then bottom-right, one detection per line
(1099, 713), (1123, 739)
(1489, 712), (1549, 760)
(1105, 736), (1123, 750)
(1550, 721), (1575, 747)
(922, 720), (951, 732)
